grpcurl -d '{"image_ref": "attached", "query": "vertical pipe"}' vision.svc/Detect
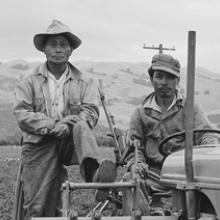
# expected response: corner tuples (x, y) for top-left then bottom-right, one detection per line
(184, 31), (197, 220)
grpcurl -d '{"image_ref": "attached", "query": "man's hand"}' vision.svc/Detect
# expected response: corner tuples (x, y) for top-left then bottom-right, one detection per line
(50, 122), (70, 139)
(133, 162), (149, 179)
(60, 115), (81, 126)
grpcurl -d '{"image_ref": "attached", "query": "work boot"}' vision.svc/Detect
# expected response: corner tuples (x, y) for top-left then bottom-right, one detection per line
(93, 159), (117, 202)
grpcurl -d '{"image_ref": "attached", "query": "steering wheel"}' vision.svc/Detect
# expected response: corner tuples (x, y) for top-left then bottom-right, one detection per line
(158, 129), (220, 156)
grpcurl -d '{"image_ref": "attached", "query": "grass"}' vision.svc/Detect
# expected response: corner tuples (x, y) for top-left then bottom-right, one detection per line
(0, 157), (20, 220)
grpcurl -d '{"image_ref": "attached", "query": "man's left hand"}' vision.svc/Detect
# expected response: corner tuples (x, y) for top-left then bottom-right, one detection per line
(61, 115), (81, 125)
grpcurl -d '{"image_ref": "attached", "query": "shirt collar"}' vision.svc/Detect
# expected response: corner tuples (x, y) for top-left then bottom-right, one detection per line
(36, 62), (82, 81)
(143, 89), (183, 112)
(47, 65), (69, 82)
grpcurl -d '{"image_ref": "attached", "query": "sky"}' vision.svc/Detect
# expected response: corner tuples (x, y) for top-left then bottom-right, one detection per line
(0, 0), (220, 73)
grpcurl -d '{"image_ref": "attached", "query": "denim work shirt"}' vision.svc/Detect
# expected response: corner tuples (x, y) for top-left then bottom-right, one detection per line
(127, 91), (218, 168)
(14, 62), (100, 144)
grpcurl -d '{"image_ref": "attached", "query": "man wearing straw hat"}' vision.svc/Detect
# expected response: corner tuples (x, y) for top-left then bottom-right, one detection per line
(14, 20), (117, 219)
(122, 53), (218, 215)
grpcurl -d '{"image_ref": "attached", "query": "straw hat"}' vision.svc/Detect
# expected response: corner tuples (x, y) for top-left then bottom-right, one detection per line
(33, 19), (81, 51)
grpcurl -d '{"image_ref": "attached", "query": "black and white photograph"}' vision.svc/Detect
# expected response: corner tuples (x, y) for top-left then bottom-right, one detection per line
(1, 1), (220, 220)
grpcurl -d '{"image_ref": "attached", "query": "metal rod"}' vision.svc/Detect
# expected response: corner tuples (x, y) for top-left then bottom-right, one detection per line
(98, 79), (122, 165)
(67, 181), (136, 190)
(161, 178), (220, 191)
(185, 31), (196, 182)
(185, 30), (197, 220)
(132, 142), (139, 212)
(61, 181), (70, 217)
(99, 200), (110, 212)
(161, 173), (220, 185)
(131, 141), (142, 220)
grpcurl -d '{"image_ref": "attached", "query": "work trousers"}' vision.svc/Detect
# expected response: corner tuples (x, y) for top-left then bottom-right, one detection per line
(20, 121), (100, 220)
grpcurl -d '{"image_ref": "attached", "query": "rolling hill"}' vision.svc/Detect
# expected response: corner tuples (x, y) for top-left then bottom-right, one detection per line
(0, 59), (220, 133)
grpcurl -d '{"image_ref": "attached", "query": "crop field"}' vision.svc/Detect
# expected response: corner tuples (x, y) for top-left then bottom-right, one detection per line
(1, 146), (20, 220)
(0, 145), (126, 220)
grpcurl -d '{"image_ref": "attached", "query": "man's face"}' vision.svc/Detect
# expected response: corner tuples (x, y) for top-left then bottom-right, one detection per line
(44, 35), (73, 64)
(151, 70), (179, 98)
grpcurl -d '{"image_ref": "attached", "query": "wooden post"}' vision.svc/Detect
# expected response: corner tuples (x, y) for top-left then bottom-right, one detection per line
(184, 31), (197, 220)
(159, 44), (163, 54)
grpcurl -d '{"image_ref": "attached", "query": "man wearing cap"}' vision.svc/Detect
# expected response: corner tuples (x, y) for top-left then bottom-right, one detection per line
(14, 20), (117, 219)
(122, 53), (218, 215)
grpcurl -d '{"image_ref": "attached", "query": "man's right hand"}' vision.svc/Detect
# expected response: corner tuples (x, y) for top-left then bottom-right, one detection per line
(50, 122), (70, 139)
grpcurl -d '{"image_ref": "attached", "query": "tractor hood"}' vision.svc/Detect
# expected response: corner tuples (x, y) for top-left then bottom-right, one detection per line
(160, 144), (220, 188)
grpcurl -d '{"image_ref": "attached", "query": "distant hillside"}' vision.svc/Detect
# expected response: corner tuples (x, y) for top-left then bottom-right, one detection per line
(0, 59), (220, 130)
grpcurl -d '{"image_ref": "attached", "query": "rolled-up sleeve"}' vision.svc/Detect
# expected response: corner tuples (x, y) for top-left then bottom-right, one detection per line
(194, 103), (219, 144)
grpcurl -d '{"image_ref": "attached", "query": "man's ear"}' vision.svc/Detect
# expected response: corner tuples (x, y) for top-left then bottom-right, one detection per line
(69, 48), (73, 56)
(43, 48), (47, 56)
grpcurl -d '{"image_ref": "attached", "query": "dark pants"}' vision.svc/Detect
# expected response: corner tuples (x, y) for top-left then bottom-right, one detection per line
(21, 121), (100, 220)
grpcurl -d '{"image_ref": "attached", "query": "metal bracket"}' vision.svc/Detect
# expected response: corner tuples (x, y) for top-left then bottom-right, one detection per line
(61, 181), (70, 217)
(176, 182), (200, 190)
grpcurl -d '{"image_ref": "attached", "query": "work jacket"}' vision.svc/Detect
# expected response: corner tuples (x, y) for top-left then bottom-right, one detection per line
(14, 62), (99, 144)
(127, 91), (218, 168)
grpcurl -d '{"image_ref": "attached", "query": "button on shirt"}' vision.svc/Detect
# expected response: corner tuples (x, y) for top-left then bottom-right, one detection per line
(47, 66), (69, 119)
